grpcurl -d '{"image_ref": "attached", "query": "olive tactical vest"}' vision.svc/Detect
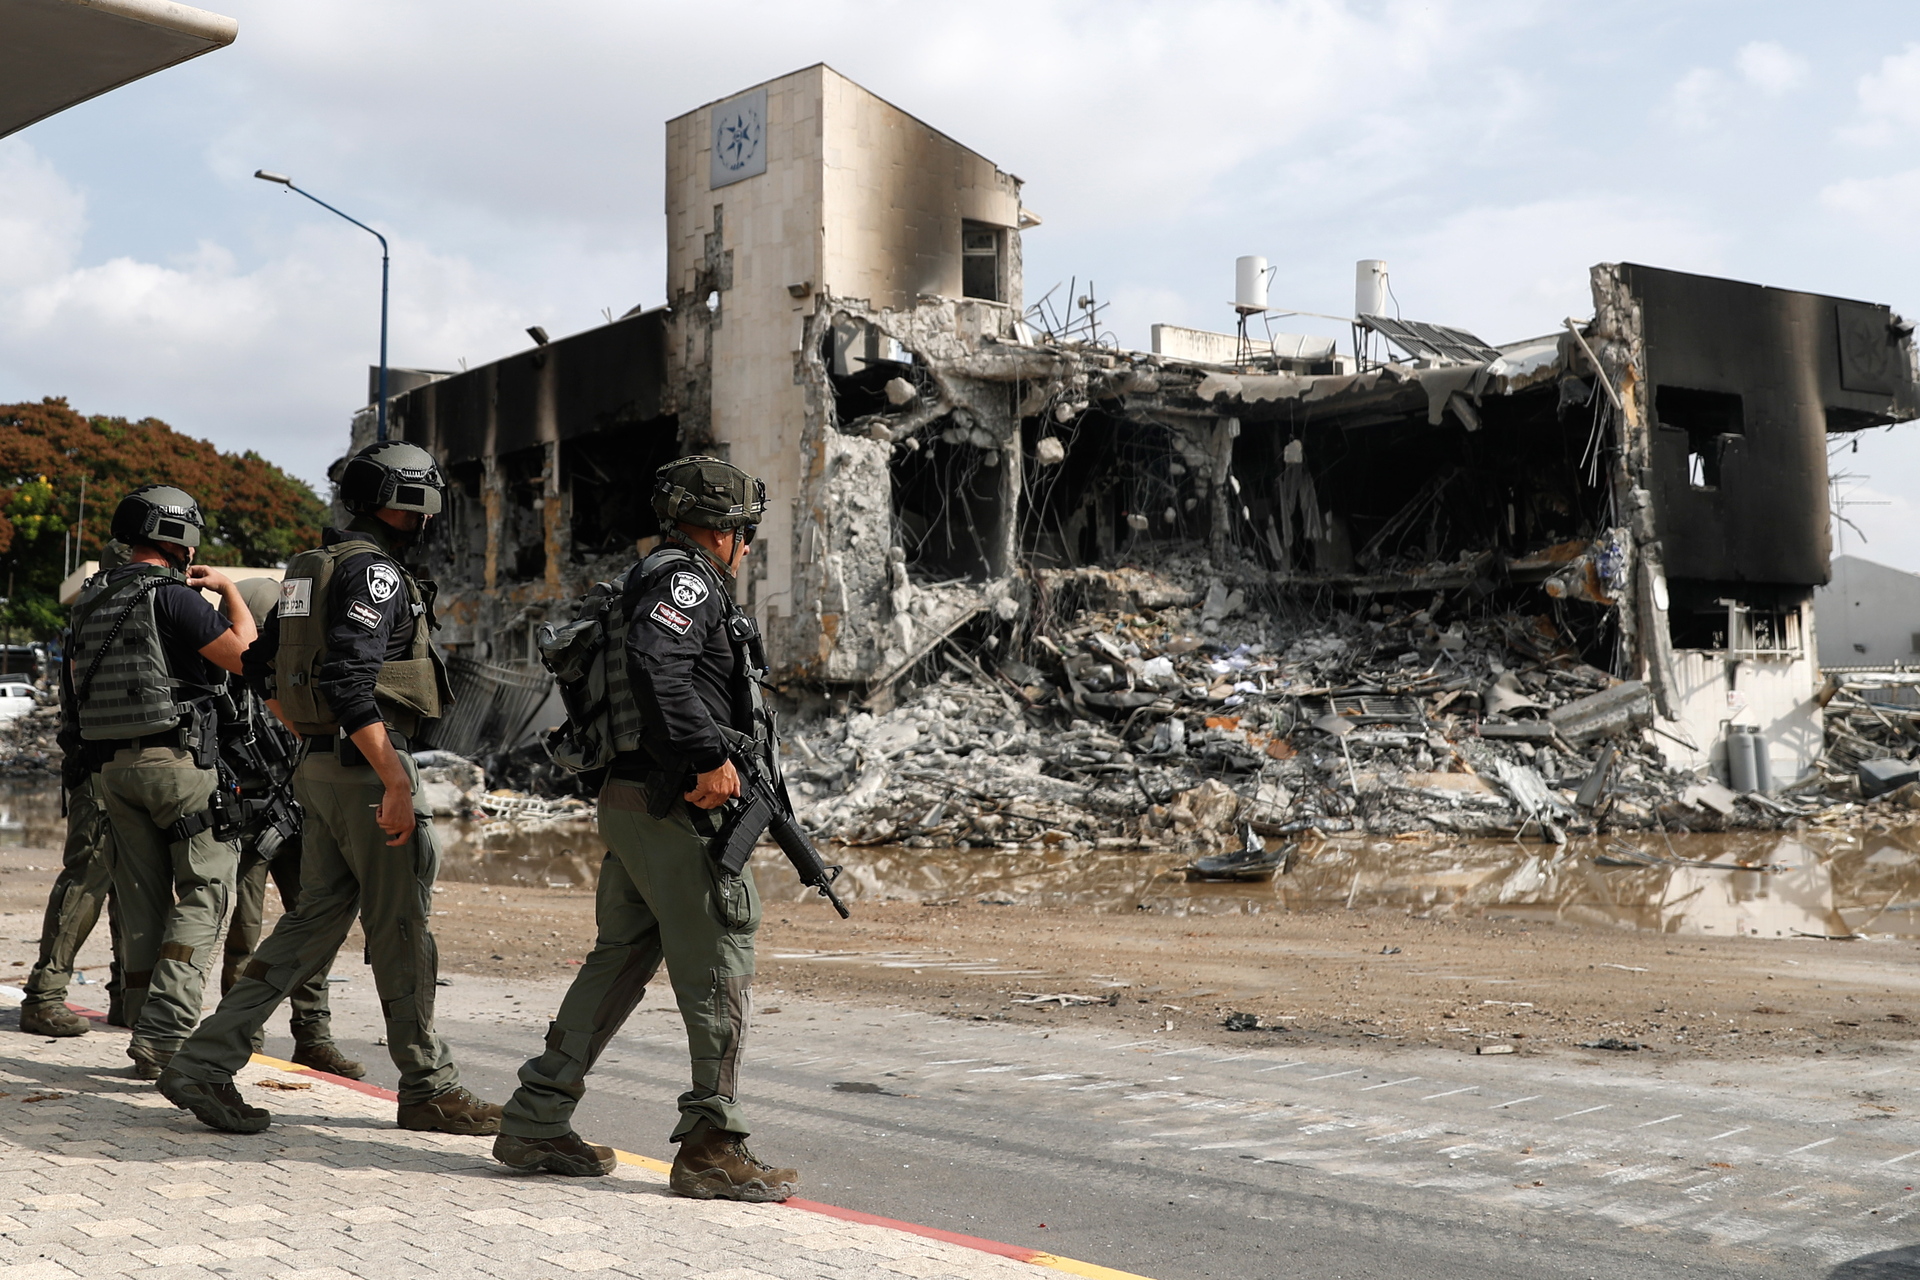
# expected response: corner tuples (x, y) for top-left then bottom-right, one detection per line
(273, 539), (447, 737)
(539, 544), (764, 774)
(70, 564), (194, 741)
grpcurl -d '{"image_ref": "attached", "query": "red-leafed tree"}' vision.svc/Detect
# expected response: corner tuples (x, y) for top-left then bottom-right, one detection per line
(0, 398), (325, 636)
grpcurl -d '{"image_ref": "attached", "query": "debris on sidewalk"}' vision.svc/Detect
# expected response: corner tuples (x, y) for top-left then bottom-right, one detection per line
(0, 704), (61, 780)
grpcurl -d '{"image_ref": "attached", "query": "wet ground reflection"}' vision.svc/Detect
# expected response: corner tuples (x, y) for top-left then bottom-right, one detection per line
(9, 778), (1915, 941)
(424, 806), (1920, 941)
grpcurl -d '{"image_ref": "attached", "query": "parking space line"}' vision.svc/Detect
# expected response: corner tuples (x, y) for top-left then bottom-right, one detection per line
(1784, 1137), (1837, 1156)
(1634, 1114), (1683, 1128)
(1360, 1077), (1421, 1092)
(1308, 1069), (1362, 1081)
(1490, 1095), (1541, 1110)
(1553, 1105), (1610, 1120)
(1707, 1127), (1750, 1141)
(1423, 1086), (1478, 1100)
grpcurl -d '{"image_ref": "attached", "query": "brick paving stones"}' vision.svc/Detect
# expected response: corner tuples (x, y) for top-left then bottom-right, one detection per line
(0, 1029), (1037, 1280)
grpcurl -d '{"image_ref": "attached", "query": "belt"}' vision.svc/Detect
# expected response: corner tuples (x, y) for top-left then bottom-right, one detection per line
(103, 729), (185, 753)
(305, 726), (410, 758)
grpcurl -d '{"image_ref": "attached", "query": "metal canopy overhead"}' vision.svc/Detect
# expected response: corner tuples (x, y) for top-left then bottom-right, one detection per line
(1359, 313), (1503, 365)
(0, 0), (237, 141)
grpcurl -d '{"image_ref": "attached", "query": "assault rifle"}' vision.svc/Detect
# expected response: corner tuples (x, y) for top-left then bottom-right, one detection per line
(711, 726), (849, 919)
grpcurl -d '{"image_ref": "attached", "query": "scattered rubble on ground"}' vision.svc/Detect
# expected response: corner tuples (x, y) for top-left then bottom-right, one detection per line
(785, 558), (1920, 855)
(0, 705), (61, 780)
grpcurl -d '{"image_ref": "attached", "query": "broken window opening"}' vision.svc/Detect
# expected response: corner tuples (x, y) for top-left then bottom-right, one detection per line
(564, 424), (685, 561)
(962, 222), (1003, 303)
(892, 425), (1001, 582)
(1656, 385), (1744, 491)
(1018, 409), (1202, 569)
(1664, 581), (1808, 654)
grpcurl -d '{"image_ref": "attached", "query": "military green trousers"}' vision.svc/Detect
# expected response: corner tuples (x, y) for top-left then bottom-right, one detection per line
(501, 780), (760, 1142)
(23, 780), (120, 1012)
(223, 836), (332, 1041)
(99, 746), (235, 1054)
(169, 748), (458, 1103)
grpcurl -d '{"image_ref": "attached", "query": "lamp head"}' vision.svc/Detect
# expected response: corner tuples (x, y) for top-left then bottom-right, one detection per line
(253, 169), (292, 185)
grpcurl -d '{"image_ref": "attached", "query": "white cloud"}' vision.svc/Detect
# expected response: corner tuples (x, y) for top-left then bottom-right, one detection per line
(1842, 43), (1920, 144)
(1735, 41), (1807, 96)
(1668, 66), (1728, 131)
(0, 145), (85, 291)
(1382, 196), (1724, 343)
(1819, 168), (1920, 237)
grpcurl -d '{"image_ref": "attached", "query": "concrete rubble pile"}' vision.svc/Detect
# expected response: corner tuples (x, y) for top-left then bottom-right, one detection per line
(785, 559), (1800, 852)
(1809, 675), (1920, 819)
(0, 704), (62, 780)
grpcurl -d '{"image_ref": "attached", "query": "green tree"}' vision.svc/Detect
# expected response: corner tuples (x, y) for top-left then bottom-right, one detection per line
(0, 398), (326, 638)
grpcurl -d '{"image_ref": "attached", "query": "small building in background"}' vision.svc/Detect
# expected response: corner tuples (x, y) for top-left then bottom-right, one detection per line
(1814, 555), (1920, 669)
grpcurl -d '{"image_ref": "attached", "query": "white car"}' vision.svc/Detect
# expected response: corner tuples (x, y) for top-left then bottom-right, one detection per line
(0, 683), (40, 720)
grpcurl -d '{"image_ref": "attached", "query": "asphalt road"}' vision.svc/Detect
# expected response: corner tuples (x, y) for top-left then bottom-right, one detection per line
(261, 967), (1920, 1280)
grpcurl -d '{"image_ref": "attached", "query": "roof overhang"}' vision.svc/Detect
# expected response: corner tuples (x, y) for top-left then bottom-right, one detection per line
(0, 0), (237, 141)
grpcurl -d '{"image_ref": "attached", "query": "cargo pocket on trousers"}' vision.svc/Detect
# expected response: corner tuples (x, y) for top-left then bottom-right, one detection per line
(707, 860), (756, 931)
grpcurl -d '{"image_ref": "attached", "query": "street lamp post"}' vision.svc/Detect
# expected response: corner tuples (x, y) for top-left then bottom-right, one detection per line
(253, 170), (391, 441)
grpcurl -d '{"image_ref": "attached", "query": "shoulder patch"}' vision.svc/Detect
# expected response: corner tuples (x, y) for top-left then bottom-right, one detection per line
(649, 600), (693, 635)
(669, 570), (710, 609)
(366, 563), (401, 603)
(346, 600), (383, 631)
(279, 578), (313, 618)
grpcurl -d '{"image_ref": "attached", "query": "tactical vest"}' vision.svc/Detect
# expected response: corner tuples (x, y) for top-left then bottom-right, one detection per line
(69, 564), (197, 742)
(540, 544), (766, 775)
(273, 539), (448, 737)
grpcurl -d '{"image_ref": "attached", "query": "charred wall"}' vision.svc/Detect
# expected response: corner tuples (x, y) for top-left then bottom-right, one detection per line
(1625, 263), (1919, 588)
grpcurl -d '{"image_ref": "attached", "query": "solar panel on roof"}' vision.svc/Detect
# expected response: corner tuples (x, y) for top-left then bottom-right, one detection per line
(1358, 314), (1502, 364)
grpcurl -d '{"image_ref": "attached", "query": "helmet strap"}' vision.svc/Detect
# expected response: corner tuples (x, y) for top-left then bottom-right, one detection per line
(662, 527), (740, 581)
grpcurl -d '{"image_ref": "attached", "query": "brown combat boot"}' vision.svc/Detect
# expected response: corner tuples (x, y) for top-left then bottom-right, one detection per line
(128, 1041), (173, 1081)
(669, 1119), (798, 1202)
(157, 1067), (272, 1134)
(397, 1086), (502, 1134)
(291, 1038), (366, 1080)
(19, 1002), (90, 1037)
(494, 1131), (617, 1177)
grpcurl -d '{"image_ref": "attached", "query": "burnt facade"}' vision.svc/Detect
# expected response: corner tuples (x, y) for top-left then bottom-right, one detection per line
(348, 69), (1919, 788)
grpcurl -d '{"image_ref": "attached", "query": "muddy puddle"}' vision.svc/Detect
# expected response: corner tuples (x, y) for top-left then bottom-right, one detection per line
(426, 806), (1920, 941)
(10, 775), (1915, 942)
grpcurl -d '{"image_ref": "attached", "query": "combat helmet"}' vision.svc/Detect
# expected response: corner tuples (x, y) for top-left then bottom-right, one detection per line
(339, 440), (446, 515)
(110, 485), (204, 553)
(651, 455), (766, 534)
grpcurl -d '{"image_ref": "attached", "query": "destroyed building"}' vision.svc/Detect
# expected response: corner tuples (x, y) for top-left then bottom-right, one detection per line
(346, 65), (1920, 839)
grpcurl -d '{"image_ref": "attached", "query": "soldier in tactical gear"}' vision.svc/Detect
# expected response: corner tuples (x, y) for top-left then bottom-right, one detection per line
(18, 542), (132, 1039)
(71, 488), (257, 1078)
(216, 575), (364, 1080)
(494, 455), (799, 1203)
(161, 440), (501, 1137)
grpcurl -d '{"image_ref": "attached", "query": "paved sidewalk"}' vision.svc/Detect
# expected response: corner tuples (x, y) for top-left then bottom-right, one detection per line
(0, 1011), (1132, 1280)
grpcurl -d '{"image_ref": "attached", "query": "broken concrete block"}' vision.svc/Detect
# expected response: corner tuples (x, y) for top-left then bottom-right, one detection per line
(1859, 757), (1920, 799)
(884, 376), (915, 405)
(1681, 779), (1738, 815)
(1035, 436), (1066, 466)
(1547, 679), (1653, 745)
(1174, 778), (1241, 831)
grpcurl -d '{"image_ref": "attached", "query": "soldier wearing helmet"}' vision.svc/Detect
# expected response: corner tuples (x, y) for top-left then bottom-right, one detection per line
(160, 440), (502, 1138)
(68, 487), (258, 1079)
(493, 455), (799, 1203)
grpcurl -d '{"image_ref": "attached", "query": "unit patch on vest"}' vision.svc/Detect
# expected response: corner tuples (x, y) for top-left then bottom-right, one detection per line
(670, 570), (709, 609)
(649, 600), (693, 635)
(347, 600), (383, 631)
(279, 578), (313, 618)
(366, 564), (400, 603)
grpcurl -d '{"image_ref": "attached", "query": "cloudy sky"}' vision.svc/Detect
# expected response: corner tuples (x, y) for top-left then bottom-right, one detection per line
(6, 1), (1920, 565)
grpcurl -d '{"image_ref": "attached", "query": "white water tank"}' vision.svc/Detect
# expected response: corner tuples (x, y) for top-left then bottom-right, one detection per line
(1235, 256), (1268, 312)
(1355, 259), (1388, 317)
